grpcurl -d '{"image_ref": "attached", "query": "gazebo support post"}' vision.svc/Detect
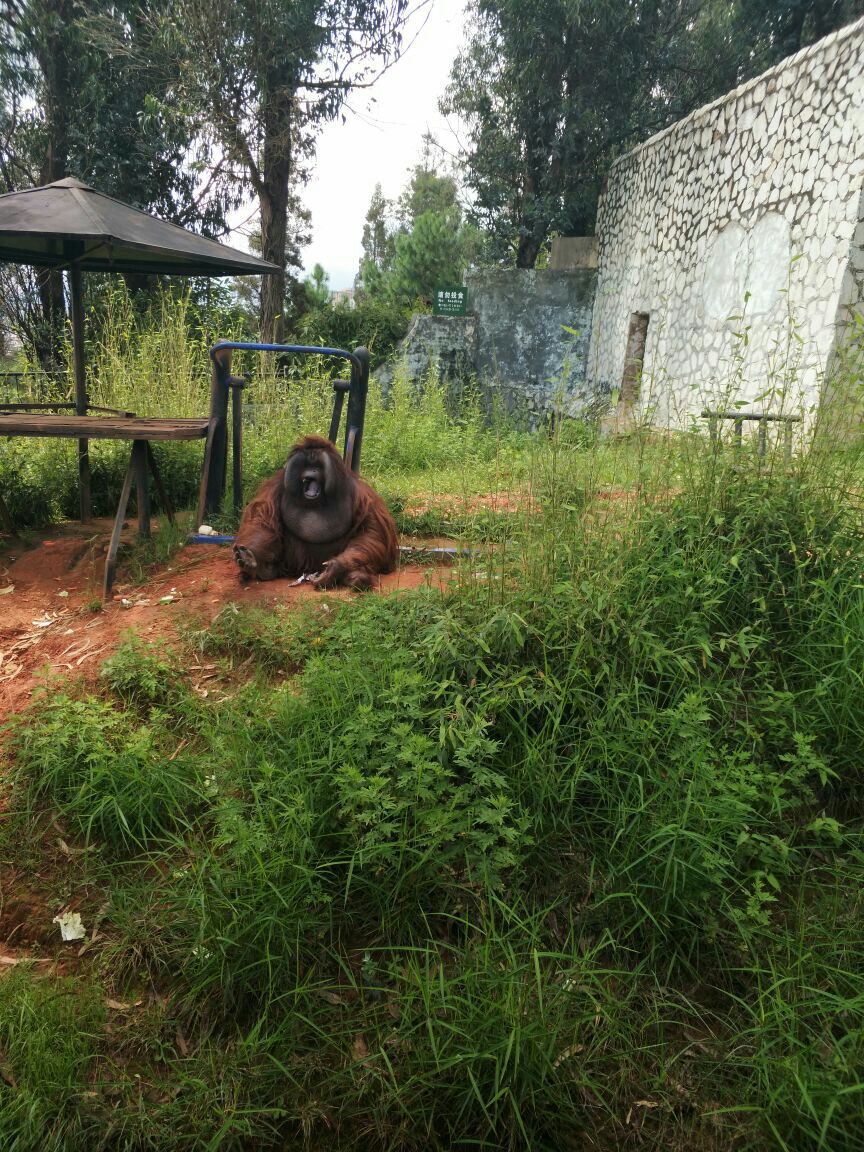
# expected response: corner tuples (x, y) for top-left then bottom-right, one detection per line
(201, 345), (231, 519)
(68, 262), (91, 521)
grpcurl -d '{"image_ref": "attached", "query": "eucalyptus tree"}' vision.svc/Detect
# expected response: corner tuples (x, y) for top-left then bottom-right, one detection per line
(164, 0), (414, 342)
(0, 0), (226, 366)
(443, 0), (863, 269)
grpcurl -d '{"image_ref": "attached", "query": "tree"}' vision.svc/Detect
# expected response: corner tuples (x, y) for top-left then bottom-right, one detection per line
(0, 0), (77, 366)
(386, 209), (462, 304)
(0, 0), (230, 366)
(396, 134), (462, 227)
(163, 0), (412, 343)
(233, 202), (312, 333)
(443, 0), (863, 269)
(443, 1), (731, 268)
(357, 154), (474, 304)
(739, 0), (864, 66)
(356, 181), (396, 295)
(304, 262), (331, 309)
(361, 183), (395, 267)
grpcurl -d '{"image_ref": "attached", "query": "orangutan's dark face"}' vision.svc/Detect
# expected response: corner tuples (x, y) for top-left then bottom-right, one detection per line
(280, 441), (355, 544)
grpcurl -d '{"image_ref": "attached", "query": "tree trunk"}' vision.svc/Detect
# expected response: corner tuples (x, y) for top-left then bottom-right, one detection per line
(33, 0), (73, 370)
(516, 233), (544, 268)
(258, 89), (292, 343)
(516, 157), (548, 269)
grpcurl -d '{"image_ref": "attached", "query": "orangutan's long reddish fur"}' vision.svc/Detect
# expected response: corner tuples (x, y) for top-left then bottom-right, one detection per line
(232, 471), (286, 582)
(234, 435), (399, 589)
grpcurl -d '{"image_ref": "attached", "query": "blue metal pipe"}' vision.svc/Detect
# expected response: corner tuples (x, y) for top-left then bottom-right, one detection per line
(210, 341), (362, 374)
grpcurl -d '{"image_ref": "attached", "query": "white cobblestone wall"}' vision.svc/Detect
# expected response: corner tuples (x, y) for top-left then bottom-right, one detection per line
(589, 18), (864, 428)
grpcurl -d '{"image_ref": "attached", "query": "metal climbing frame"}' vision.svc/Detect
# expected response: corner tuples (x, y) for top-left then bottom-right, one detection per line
(197, 342), (370, 525)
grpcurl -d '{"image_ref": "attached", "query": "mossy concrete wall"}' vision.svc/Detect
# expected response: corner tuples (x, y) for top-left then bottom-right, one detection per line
(468, 269), (598, 419)
(375, 269), (599, 423)
(374, 314), (477, 393)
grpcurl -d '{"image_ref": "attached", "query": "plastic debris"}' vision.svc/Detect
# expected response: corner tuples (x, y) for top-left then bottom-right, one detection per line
(53, 911), (86, 941)
(197, 524), (218, 536)
(0, 585), (13, 595)
(57, 590), (69, 598)
(288, 571), (322, 586)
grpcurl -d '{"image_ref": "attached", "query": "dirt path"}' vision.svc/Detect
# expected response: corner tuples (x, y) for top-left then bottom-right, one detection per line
(0, 522), (448, 723)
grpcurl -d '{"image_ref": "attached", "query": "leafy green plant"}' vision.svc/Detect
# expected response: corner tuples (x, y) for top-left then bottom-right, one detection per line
(4, 356), (864, 1150)
(9, 687), (201, 848)
(100, 634), (188, 711)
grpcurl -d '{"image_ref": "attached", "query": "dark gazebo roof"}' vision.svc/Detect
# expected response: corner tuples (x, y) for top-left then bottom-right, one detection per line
(0, 177), (278, 276)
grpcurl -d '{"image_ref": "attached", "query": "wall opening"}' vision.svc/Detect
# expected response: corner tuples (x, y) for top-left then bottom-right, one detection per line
(619, 311), (649, 411)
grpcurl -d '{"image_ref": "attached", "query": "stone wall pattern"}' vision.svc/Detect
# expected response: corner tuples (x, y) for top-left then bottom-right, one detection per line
(589, 17), (864, 427)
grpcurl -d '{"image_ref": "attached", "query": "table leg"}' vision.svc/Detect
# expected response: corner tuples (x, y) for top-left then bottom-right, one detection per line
(103, 448), (137, 599)
(145, 443), (175, 526)
(78, 437), (91, 523)
(133, 439), (150, 539)
(196, 418), (219, 530)
(0, 490), (14, 534)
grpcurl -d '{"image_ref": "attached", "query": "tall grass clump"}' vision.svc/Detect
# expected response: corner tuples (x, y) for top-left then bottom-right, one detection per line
(0, 970), (104, 1152)
(4, 374), (864, 1147)
(9, 640), (201, 848)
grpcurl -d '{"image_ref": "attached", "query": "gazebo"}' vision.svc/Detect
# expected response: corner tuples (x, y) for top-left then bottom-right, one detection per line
(0, 177), (278, 520)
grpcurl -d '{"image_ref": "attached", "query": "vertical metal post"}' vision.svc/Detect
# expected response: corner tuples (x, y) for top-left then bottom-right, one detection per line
(68, 262), (91, 521)
(344, 346), (369, 473)
(232, 381), (243, 518)
(203, 345), (231, 516)
(328, 381), (347, 445)
(757, 417), (767, 460)
(734, 418), (743, 449)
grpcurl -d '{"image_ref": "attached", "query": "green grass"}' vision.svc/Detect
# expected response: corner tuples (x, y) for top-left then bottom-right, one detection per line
(2, 420), (864, 1149)
(2, 289), (864, 1148)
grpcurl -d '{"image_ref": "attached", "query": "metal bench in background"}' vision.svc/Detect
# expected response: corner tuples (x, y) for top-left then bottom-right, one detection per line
(702, 409), (802, 462)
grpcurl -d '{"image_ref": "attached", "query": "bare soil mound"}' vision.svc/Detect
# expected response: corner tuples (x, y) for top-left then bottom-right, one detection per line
(0, 521), (449, 724)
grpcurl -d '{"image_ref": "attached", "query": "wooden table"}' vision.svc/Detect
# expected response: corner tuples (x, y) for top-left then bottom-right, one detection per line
(0, 413), (213, 596)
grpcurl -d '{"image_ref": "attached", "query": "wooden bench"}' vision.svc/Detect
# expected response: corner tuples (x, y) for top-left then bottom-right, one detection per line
(0, 412), (213, 597)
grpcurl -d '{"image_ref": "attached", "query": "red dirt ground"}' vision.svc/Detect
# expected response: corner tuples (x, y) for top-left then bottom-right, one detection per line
(0, 521), (450, 725)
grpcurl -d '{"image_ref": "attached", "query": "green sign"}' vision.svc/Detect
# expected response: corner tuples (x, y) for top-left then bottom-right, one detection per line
(433, 285), (468, 316)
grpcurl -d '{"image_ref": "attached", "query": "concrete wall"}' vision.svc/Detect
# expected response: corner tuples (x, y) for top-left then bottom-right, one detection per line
(589, 17), (864, 428)
(468, 268), (598, 418)
(549, 237), (598, 270)
(375, 269), (599, 422)
(374, 314), (477, 392)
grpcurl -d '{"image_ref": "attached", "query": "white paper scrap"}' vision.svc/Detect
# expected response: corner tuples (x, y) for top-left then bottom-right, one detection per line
(53, 911), (86, 941)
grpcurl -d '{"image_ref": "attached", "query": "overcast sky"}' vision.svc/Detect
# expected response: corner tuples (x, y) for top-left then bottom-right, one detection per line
(234, 0), (468, 291)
